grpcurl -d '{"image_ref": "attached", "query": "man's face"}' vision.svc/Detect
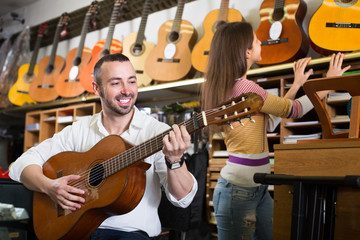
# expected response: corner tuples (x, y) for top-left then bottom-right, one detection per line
(94, 61), (138, 116)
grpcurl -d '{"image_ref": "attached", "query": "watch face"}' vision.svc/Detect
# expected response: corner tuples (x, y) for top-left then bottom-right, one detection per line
(171, 162), (181, 170)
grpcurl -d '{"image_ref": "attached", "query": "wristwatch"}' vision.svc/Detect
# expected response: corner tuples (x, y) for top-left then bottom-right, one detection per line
(165, 155), (185, 170)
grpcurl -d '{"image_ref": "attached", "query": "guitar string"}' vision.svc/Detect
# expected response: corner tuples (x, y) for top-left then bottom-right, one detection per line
(67, 101), (253, 189)
(66, 97), (254, 189)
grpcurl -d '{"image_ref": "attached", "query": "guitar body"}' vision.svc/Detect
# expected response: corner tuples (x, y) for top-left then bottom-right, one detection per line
(145, 20), (197, 82)
(256, 0), (308, 65)
(79, 39), (122, 93)
(191, 8), (243, 73)
(29, 55), (65, 102)
(8, 63), (38, 106)
(309, 0), (360, 53)
(123, 32), (155, 87)
(33, 135), (150, 240)
(56, 47), (92, 98)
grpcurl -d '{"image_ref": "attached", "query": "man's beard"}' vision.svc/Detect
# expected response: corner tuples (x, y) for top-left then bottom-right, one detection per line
(101, 89), (135, 115)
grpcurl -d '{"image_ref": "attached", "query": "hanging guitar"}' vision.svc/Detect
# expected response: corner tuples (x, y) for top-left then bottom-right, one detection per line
(79, 0), (124, 94)
(255, 0), (309, 65)
(8, 23), (48, 106)
(29, 13), (69, 103)
(122, 0), (155, 87)
(145, 0), (197, 82)
(32, 92), (264, 240)
(191, 0), (243, 73)
(308, 0), (360, 55)
(55, 1), (99, 98)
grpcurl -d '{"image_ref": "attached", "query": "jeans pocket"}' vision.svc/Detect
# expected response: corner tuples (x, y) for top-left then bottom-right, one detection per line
(232, 187), (256, 201)
(213, 189), (220, 214)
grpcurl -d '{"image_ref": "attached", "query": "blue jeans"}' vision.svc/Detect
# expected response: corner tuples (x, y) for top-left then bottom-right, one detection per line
(213, 177), (273, 240)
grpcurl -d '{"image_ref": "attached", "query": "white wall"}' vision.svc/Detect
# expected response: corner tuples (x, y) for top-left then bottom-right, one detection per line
(1, 0), (323, 61)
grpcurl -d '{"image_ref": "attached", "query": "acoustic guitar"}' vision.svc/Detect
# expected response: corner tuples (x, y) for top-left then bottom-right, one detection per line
(190, 0), (243, 73)
(29, 13), (69, 103)
(122, 0), (155, 87)
(145, 0), (197, 82)
(8, 23), (48, 106)
(308, 0), (360, 54)
(0, 27), (30, 108)
(255, 0), (309, 65)
(79, 0), (124, 94)
(33, 92), (264, 240)
(55, 1), (99, 98)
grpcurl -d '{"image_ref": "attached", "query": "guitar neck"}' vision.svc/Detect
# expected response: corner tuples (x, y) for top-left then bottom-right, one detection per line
(171, 0), (186, 33)
(104, 112), (206, 177)
(274, 0), (285, 10)
(104, 2), (122, 51)
(75, 13), (92, 61)
(217, 0), (229, 22)
(27, 35), (43, 76)
(48, 26), (62, 68)
(135, 0), (153, 45)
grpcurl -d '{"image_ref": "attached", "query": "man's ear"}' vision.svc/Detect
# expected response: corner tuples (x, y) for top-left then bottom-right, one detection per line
(92, 81), (100, 97)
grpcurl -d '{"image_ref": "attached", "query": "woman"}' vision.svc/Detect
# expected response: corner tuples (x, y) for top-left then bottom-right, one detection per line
(201, 22), (350, 240)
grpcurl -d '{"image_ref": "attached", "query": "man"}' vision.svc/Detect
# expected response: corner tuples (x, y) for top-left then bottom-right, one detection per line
(9, 53), (198, 239)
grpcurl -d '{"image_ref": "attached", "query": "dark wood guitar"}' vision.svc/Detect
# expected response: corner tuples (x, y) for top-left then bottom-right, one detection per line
(33, 92), (264, 240)
(191, 0), (243, 73)
(309, 0), (360, 54)
(145, 0), (197, 82)
(8, 23), (48, 106)
(55, 1), (99, 98)
(29, 13), (69, 103)
(79, 0), (124, 94)
(255, 0), (309, 65)
(122, 0), (155, 87)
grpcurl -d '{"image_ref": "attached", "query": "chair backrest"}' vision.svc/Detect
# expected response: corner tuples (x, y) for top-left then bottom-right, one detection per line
(303, 73), (360, 139)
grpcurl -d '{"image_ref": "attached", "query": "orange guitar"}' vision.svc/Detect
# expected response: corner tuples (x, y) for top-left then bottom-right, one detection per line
(255, 0), (309, 65)
(32, 92), (263, 240)
(122, 0), (155, 87)
(145, 0), (197, 82)
(29, 13), (69, 103)
(191, 0), (243, 73)
(55, 1), (98, 98)
(309, 0), (360, 54)
(79, 0), (124, 94)
(8, 23), (48, 106)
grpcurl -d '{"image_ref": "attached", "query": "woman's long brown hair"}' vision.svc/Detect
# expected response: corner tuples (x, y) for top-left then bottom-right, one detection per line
(201, 22), (254, 112)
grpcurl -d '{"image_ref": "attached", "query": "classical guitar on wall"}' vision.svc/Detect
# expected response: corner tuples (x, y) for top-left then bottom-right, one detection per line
(122, 0), (155, 87)
(29, 13), (69, 103)
(255, 0), (309, 65)
(32, 92), (264, 240)
(191, 0), (243, 73)
(308, 0), (360, 54)
(145, 0), (197, 82)
(79, 0), (124, 94)
(8, 23), (48, 106)
(55, 1), (98, 98)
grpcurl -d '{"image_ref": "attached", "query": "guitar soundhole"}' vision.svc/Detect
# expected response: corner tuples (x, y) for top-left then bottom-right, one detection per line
(169, 31), (179, 42)
(335, 0), (357, 7)
(89, 163), (104, 187)
(73, 57), (82, 66)
(46, 64), (54, 74)
(272, 8), (284, 21)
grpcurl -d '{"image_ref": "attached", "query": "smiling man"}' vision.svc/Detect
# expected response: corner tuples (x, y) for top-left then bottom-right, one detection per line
(9, 53), (198, 240)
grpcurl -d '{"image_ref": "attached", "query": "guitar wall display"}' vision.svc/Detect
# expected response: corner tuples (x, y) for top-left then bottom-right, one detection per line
(255, 0), (309, 65)
(122, 0), (155, 87)
(79, 0), (124, 94)
(32, 92), (264, 240)
(8, 23), (48, 106)
(145, 0), (197, 82)
(308, 0), (360, 54)
(191, 0), (243, 73)
(55, 1), (99, 98)
(29, 13), (69, 103)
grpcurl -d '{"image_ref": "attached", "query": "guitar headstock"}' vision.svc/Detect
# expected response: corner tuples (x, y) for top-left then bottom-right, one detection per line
(88, 1), (100, 15)
(58, 12), (70, 27)
(38, 23), (48, 37)
(205, 92), (264, 127)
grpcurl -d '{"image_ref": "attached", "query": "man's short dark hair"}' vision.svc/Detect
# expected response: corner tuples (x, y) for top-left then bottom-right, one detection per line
(94, 53), (130, 86)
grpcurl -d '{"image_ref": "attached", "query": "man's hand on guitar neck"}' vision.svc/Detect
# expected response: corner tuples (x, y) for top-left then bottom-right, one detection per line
(21, 164), (85, 211)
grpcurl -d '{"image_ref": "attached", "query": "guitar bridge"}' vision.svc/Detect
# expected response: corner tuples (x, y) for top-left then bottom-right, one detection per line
(157, 58), (180, 63)
(261, 38), (288, 46)
(326, 22), (360, 29)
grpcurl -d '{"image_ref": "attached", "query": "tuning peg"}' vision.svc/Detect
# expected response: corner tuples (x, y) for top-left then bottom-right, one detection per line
(249, 117), (255, 123)
(239, 120), (245, 126)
